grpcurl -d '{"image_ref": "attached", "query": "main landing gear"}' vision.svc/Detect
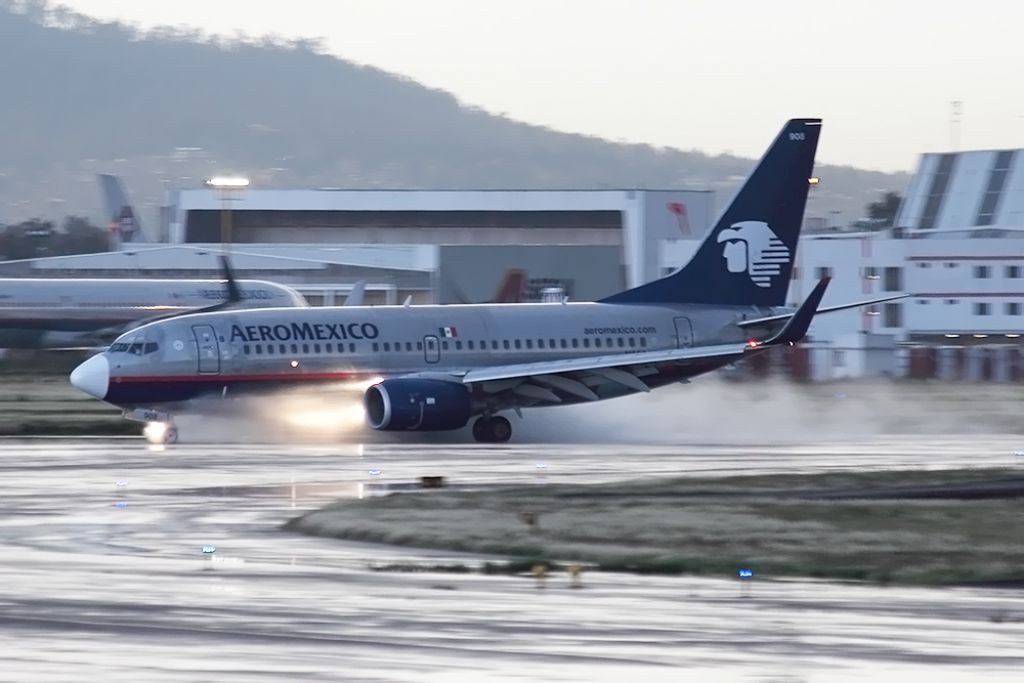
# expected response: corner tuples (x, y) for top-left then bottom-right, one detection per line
(472, 415), (512, 443)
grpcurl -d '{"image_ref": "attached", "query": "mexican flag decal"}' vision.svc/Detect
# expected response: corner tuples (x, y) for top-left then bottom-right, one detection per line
(439, 326), (458, 338)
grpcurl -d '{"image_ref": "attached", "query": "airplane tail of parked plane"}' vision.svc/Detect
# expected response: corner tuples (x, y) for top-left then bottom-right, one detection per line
(98, 174), (147, 243)
(601, 118), (822, 307)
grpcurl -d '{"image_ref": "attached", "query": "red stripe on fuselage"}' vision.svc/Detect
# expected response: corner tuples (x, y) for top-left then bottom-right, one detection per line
(111, 371), (383, 384)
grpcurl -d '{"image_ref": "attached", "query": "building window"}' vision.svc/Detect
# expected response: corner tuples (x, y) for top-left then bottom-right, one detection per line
(864, 266), (878, 278)
(883, 267), (902, 292)
(815, 266), (832, 279)
(1006, 265), (1021, 279)
(974, 302), (991, 316)
(944, 262), (958, 269)
(945, 299), (958, 305)
(883, 303), (903, 328)
(916, 262), (932, 269)
(1006, 302), (1021, 316)
(916, 299), (930, 305)
(974, 265), (991, 279)
(833, 350), (845, 367)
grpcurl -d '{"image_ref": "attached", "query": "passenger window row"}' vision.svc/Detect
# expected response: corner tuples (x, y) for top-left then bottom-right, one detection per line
(243, 342), (358, 356)
(241, 337), (651, 358)
(373, 337), (647, 352)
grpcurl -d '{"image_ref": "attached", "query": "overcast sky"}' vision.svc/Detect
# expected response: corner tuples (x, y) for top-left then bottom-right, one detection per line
(59, 0), (1024, 172)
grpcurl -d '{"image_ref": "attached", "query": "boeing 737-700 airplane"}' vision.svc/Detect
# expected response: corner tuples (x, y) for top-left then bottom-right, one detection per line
(70, 119), (903, 443)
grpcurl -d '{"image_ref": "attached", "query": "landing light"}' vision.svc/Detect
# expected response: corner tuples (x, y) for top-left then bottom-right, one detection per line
(973, 334), (989, 339)
(747, 340), (760, 349)
(290, 360), (299, 368)
(808, 177), (820, 185)
(205, 176), (250, 189)
(944, 334), (960, 338)
(1007, 334), (1021, 339)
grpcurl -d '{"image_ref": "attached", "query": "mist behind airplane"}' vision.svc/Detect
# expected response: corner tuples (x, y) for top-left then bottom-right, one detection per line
(0, 278), (307, 349)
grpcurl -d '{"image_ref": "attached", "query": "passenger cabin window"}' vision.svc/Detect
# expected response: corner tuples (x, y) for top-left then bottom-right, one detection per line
(571, 339), (578, 348)
(503, 340), (510, 350)
(406, 342), (413, 352)
(583, 339), (590, 348)
(455, 341), (463, 350)
(525, 340), (533, 349)
(514, 340), (522, 350)
(468, 341), (475, 350)
(416, 342), (423, 351)
(302, 343), (310, 354)
(349, 343), (356, 353)
(595, 339), (602, 348)
(442, 341), (449, 350)
(372, 343), (379, 352)
(383, 342), (390, 352)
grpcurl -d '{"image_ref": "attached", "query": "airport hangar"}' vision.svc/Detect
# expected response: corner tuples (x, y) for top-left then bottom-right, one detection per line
(0, 188), (715, 306)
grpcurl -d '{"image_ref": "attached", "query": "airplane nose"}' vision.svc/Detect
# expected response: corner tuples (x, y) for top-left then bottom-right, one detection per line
(70, 354), (110, 400)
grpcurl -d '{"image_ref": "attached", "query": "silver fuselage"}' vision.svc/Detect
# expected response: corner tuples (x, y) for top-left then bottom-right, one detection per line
(0, 279), (307, 348)
(97, 301), (784, 409)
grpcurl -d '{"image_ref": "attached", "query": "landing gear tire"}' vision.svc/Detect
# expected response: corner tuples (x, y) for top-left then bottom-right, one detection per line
(165, 426), (179, 444)
(144, 421), (178, 445)
(472, 416), (512, 443)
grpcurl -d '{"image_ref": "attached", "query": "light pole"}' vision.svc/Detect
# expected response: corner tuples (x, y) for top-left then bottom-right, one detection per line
(205, 176), (250, 253)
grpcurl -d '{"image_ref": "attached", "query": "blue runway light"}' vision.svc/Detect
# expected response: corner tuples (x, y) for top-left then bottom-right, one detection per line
(368, 469), (382, 477)
(738, 569), (753, 579)
(113, 501), (127, 508)
(535, 463), (547, 470)
(201, 545), (217, 554)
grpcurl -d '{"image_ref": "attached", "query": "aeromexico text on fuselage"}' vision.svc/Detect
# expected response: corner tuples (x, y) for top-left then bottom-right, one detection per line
(227, 321), (660, 343)
(230, 321), (380, 343)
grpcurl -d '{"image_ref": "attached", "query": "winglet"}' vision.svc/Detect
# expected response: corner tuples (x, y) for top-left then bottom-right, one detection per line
(763, 277), (830, 345)
(220, 255), (242, 304)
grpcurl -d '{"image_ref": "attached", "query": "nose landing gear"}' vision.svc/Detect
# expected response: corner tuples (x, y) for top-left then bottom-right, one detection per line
(472, 415), (512, 443)
(143, 420), (178, 444)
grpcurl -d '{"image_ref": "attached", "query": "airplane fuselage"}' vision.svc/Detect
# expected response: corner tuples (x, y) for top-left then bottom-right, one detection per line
(98, 301), (778, 408)
(0, 278), (306, 348)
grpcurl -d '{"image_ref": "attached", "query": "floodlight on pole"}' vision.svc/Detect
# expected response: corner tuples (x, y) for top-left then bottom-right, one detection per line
(205, 176), (250, 190)
(205, 176), (250, 252)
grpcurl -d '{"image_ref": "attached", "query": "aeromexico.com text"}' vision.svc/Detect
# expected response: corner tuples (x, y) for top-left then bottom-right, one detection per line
(583, 326), (657, 335)
(230, 322), (380, 343)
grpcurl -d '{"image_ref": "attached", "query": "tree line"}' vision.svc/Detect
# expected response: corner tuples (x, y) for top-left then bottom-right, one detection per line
(0, 216), (109, 260)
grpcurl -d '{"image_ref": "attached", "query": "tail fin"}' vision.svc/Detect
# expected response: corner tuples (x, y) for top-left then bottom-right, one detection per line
(491, 269), (526, 303)
(98, 174), (147, 243)
(601, 118), (821, 306)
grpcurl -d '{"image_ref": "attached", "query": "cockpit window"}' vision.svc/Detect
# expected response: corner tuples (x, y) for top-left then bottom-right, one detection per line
(110, 341), (159, 355)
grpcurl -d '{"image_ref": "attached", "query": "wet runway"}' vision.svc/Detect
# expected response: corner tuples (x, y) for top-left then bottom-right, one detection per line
(1, 436), (1024, 681)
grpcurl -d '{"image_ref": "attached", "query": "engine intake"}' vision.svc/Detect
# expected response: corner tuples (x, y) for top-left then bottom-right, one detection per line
(364, 379), (472, 431)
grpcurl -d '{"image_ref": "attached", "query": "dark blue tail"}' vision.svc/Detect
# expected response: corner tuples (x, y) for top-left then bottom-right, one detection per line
(601, 118), (821, 306)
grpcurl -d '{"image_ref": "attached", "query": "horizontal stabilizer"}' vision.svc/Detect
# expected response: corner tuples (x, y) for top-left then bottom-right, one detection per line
(738, 292), (908, 329)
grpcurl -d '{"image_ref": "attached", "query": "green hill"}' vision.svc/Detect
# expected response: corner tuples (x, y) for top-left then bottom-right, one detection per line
(0, 1), (905, 227)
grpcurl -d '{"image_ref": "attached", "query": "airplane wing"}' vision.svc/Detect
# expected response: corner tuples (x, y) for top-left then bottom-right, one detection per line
(458, 278), (831, 402)
(737, 293), (908, 329)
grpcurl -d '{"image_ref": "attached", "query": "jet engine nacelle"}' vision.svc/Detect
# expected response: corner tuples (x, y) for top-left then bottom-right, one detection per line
(364, 379), (472, 431)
